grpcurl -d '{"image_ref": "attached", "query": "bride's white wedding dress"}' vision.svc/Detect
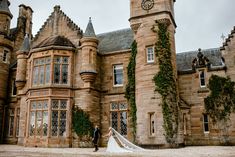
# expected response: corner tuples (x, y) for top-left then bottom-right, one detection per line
(106, 135), (131, 153)
(106, 128), (145, 153)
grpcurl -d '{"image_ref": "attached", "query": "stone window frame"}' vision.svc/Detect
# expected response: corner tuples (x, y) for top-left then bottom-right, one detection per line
(146, 46), (155, 63)
(29, 100), (49, 137)
(203, 114), (209, 133)
(199, 70), (206, 88)
(110, 102), (128, 136)
(149, 112), (155, 136)
(113, 64), (124, 87)
(8, 108), (15, 137)
(51, 99), (68, 137)
(2, 49), (9, 63)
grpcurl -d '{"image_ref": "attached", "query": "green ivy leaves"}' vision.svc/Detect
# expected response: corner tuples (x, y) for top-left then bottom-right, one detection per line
(72, 107), (94, 138)
(154, 23), (179, 145)
(204, 75), (235, 123)
(125, 40), (137, 141)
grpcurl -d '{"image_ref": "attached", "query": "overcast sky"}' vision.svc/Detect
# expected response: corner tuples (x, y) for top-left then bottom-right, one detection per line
(9, 0), (235, 53)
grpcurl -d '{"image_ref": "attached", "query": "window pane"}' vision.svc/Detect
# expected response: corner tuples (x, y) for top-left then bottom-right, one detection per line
(114, 65), (123, 85)
(200, 71), (205, 87)
(111, 103), (118, 111)
(43, 111), (48, 136)
(62, 64), (68, 84)
(203, 114), (209, 132)
(120, 112), (127, 135)
(33, 67), (39, 85)
(29, 112), (35, 136)
(52, 100), (59, 109)
(111, 112), (118, 131)
(45, 64), (50, 84)
(54, 56), (61, 63)
(60, 100), (67, 109)
(147, 47), (154, 63)
(36, 111), (42, 136)
(43, 101), (48, 109)
(16, 109), (20, 137)
(51, 111), (58, 136)
(54, 64), (60, 84)
(59, 111), (66, 136)
(39, 65), (44, 85)
(62, 57), (69, 64)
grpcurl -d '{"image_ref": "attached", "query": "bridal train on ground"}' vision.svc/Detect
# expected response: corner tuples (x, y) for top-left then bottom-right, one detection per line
(106, 128), (145, 153)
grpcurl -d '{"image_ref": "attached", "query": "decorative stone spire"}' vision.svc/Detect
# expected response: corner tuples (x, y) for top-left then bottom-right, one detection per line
(84, 17), (96, 37)
(19, 34), (30, 53)
(0, 0), (12, 18)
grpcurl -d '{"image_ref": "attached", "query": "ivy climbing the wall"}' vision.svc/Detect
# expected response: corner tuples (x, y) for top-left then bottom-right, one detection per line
(72, 106), (94, 138)
(153, 22), (179, 145)
(125, 40), (137, 141)
(204, 75), (235, 145)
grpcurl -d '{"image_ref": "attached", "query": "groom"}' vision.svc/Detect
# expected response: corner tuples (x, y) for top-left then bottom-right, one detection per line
(92, 125), (101, 152)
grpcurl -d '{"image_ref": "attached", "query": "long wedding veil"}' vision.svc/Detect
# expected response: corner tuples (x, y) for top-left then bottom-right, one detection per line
(111, 128), (146, 152)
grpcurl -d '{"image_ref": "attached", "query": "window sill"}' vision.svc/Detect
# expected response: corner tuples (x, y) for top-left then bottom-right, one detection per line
(198, 88), (209, 93)
(113, 85), (123, 88)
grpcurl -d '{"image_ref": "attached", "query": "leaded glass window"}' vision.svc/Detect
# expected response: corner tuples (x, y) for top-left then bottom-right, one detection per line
(110, 102), (128, 136)
(29, 100), (48, 137)
(113, 65), (123, 86)
(8, 109), (14, 137)
(51, 100), (67, 137)
(33, 57), (51, 86)
(203, 114), (209, 133)
(53, 56), (69, 84)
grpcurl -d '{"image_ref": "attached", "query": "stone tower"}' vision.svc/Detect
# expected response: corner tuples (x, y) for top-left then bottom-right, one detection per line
(129, 0), (180, 146)
(0, 0), (13, 143)
(77, 18), (100, 126)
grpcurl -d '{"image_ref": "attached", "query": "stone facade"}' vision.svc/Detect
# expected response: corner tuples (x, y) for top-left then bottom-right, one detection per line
(0, 0), (235, 148)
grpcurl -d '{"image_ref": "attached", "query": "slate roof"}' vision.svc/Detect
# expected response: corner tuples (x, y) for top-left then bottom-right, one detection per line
(20, 34), (30, 52)
(84, 18), (96, 37)
(0, 0), (12, 18)
(97, 28), (134, 54)
(33, 35), (75, 49)
(176, 48), (223, 72)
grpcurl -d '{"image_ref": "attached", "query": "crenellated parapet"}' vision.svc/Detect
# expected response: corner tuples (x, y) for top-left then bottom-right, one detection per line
(220, 26), (235, 51)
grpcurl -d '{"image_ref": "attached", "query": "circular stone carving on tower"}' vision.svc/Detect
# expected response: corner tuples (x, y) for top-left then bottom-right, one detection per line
(141, 0), (154, 10)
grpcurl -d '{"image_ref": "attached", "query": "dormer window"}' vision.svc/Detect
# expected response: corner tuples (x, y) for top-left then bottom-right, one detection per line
(200, 70), (206, 88)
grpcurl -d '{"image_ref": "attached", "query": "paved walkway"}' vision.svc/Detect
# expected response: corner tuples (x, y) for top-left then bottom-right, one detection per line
(0, 145), (235, 157)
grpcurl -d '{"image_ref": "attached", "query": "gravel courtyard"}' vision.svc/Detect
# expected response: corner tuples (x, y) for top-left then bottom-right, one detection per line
(0, 145), (235, 157)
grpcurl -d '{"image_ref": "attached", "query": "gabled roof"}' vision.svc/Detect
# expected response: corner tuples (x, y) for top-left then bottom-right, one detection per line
(33, 5), (82, 47)
(97, 28), (134, 54)
(33, 35), (75, 49)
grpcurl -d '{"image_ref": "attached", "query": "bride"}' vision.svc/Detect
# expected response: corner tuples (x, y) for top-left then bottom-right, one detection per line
(104, 127), (145, 153)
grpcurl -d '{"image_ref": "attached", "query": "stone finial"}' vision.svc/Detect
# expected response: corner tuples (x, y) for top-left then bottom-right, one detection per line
(0, 0), (12, 18)
(54, 5), (60, 12)
(84, 17), (96, 37)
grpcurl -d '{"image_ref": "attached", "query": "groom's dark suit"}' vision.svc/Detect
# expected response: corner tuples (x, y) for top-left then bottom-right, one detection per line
(92, 127), (101, 151)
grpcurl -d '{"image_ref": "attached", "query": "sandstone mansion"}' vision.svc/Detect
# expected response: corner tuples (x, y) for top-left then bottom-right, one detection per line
(0, 0), (235, 147)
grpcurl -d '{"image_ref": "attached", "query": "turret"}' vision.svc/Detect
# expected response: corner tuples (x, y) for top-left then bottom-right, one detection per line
(0, 0), (12, 35)
(15, 34), (30, 89)
(80, 17), (99, 87)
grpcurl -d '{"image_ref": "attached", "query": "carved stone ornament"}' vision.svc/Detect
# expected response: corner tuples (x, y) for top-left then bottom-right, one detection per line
(141, 0), (154, 10)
